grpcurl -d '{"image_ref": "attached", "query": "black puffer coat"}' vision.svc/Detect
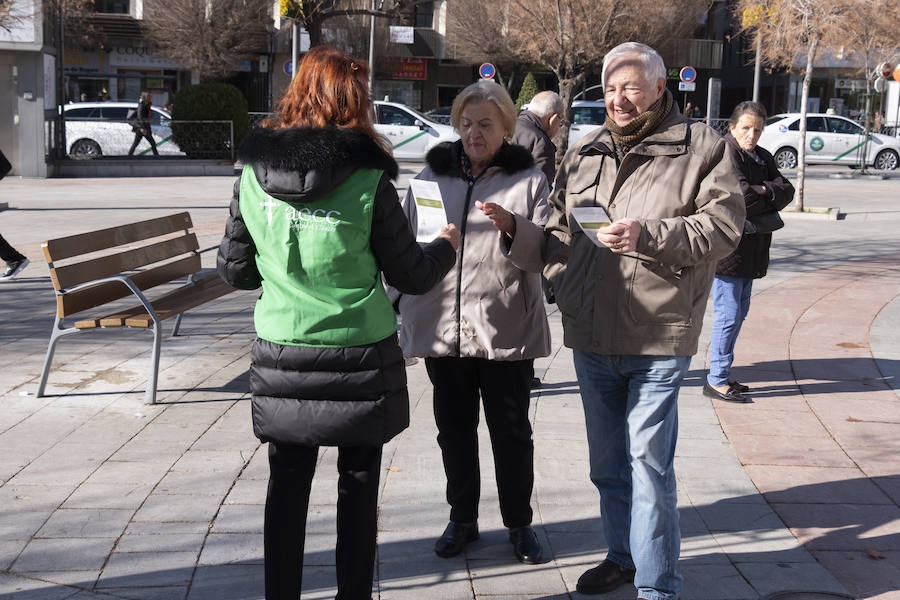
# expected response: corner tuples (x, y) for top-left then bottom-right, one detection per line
(217, 126), (456, 447)
(716, 133), (794, 279)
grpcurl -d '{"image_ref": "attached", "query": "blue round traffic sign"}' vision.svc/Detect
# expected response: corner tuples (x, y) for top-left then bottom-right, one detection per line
(284, 60), (293, 76)
(679, 66), (697, 83)
(479, 63), (496, 79)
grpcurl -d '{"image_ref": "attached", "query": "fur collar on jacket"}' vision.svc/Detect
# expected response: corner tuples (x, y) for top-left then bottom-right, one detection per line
(426, 140), (535, 178)
(238, 126), (399, 180)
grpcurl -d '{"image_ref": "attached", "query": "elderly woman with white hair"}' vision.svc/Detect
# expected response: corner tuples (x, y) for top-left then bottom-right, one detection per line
(391, 80), (551, 565)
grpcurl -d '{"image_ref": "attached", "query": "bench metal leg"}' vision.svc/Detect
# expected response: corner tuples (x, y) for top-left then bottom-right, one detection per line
(37, 317), (79, 398)
(145, 319), (162, 405)
(172, 312), (184, 337)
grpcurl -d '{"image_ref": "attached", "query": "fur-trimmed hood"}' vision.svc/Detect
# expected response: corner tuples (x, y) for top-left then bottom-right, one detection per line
(238, 126), (398, 204)
(425, 140), (535, 179)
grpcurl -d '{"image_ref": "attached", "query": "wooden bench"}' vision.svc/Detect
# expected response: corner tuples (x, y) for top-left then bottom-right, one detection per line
(37, 212), (235, 404)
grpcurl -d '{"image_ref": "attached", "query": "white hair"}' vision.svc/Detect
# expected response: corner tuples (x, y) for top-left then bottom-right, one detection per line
(601, 42), (666, 88)
(527, 91), (564, 118)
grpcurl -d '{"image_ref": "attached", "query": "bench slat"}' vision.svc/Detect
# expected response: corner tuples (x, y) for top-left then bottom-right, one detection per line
(43, 212), (193, 262)
(74, 273), (233, 329)
(56, 255), (201, 318)
(51, 233), (199, 291)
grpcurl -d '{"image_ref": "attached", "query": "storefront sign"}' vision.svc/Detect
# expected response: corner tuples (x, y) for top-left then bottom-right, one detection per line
(390, 26), (414, 44)
(835, 78), (866, 90)
(108, 47), (182, 69)
(385, 58), (426, 81)
(63, 50), (104, 74)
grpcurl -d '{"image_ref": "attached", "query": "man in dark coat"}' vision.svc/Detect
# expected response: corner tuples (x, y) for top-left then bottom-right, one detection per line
(510, 91), (564, 186)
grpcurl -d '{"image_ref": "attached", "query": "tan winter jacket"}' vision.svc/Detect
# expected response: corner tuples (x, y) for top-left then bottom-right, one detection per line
(392, 141), (552, 360)
(508, 106), (745, 356)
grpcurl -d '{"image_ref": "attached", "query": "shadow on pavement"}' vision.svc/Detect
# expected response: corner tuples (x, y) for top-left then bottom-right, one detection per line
(2, 475), (896, 599)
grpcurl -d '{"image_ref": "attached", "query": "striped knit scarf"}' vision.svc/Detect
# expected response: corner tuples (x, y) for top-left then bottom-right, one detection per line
(605, 89), (674, 160)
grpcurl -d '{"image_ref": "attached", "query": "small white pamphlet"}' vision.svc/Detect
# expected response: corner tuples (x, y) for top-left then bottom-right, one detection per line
(569, 206), (613, 249)
(408, 179), (449, 243)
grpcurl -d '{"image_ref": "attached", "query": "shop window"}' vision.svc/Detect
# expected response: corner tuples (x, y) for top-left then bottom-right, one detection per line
(94, 0), (129, 14)
(414, 2), (434, 28)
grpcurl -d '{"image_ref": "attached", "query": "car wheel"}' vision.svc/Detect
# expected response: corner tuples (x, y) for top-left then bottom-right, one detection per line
(774, 147), (798, 170)
(69, 139), (102, 160)
(873, 149), (899, 170)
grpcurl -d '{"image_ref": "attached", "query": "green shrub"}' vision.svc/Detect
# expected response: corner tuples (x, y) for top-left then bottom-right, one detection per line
(516, 73), (540, 111)
(171, 83), (249, 159)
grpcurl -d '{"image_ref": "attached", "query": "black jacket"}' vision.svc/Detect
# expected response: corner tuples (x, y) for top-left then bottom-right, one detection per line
(509, 111), (557, 186)
(716, 133), (794, 279)
(217, 126), (456, 446)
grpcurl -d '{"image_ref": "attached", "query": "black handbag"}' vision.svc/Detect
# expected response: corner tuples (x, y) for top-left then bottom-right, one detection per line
(743, 210), (784, 235)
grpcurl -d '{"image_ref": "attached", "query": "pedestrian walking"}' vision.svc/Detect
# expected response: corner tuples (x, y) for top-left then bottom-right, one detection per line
(704, 101), (794, 403)
(507, 42), (745, 598)
(216, 45), (459, 600)
(127, 90), (159, 156)
(391, 80), (551, 565)
(510, 90), (565, 186)
(0, 149), (29, 281)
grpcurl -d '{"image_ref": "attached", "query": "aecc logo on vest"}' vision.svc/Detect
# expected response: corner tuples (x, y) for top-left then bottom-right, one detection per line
(286, 206), (342, 233)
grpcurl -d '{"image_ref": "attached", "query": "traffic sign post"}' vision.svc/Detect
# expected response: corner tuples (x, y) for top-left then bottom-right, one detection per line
(679, 66), (697, 117)
(479, 63), (496, 80)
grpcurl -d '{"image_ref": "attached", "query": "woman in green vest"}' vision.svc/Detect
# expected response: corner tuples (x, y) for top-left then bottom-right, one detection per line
(217, 46), (459, 600)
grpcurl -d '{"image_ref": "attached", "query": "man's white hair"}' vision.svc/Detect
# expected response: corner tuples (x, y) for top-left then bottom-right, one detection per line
(527, 91), (564, 118)
(601, 42), (666, 88)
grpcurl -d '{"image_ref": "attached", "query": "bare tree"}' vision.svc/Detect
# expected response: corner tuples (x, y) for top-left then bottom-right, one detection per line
(736, 0), (844, 210)
(448, 0), (709, 158)
(143, 0), (270, 82)
(283, 0), (426, 49)
(836, 0), (900, 169)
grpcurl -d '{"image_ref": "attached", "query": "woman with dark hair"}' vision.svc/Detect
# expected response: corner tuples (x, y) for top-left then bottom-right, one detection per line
(217, 45), (459, 599)
(703, 100), (794, 403)
(127, 90), (159, 156)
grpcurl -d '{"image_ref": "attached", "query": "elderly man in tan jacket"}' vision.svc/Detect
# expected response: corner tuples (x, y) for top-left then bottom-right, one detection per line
(497, 42), (744, 599)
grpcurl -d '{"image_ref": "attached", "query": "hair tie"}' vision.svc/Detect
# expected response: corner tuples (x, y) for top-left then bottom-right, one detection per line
(350, 62), (359, 71)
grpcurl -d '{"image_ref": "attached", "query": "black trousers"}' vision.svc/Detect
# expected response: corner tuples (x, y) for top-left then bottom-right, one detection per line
(128, 130), (159, 156)
(0, 234), (26, 263)
(425, 357), (535, 529)
(264, 442), (382, 600)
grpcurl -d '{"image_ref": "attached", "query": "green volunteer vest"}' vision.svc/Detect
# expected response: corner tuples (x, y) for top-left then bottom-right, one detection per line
(239, 165), (397, 347)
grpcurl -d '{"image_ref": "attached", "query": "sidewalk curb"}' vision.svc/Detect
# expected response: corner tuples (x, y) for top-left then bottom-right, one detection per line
(780, 207), (840, 221)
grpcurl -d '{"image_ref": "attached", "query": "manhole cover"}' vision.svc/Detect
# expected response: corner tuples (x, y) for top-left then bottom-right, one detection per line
(766, 593), (854, 600)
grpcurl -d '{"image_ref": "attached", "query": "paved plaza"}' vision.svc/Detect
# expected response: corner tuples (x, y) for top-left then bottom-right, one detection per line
(0, 165), (898, 600)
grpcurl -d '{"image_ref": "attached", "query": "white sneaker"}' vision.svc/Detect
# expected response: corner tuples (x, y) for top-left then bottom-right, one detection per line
(0, 258), (29, 280)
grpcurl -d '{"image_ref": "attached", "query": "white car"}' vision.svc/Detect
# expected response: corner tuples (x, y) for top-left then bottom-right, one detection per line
(568, 100), (606, 147)
(63, 102), (182, 159)
(373, 101), (459, 160)
(758, 113), (900, 170)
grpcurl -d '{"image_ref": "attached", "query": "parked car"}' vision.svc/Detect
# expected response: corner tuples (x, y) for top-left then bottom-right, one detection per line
(567, 100), (606, 147)
(424, 106), (452, 125)
(373, 101), (459, 160)
(63, 102), (182, 159)
(758, 113), (900, 170)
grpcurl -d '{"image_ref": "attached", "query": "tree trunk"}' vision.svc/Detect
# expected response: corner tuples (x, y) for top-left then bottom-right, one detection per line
(795, 36), (818, 212)
(555, 71), (586, 166)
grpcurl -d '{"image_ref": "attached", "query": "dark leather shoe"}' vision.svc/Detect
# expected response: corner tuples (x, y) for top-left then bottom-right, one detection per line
(728, 379), (750, 393)
(702, 382), (750, 403)
(434, 521), (478, 558)
(509, 526), (542, 564)
(576, 559), (636, 594)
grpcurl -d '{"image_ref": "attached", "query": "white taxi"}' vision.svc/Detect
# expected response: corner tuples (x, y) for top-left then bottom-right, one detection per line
(373, 101), (459, 160)
(63, 102), (182, 158)
(758, 113), (900, 170)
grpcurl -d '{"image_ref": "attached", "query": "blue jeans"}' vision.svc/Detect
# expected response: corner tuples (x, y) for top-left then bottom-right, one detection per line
(573, 351), (690, 600)
(707, 275), (753, 387)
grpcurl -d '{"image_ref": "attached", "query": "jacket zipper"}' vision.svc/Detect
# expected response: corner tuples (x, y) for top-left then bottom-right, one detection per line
(454, 172), (485, 357)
